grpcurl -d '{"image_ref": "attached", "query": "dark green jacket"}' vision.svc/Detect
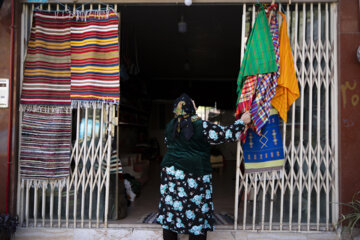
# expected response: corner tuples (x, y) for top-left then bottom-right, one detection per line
(161, 119), (212, 176)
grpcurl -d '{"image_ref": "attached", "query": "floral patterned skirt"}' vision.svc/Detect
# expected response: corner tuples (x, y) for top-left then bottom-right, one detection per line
(156, 166), (215, 235)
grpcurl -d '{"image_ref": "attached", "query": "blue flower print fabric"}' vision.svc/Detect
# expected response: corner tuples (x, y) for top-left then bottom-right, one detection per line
(202, 119), (245, 145)
(157, 166), (215, 235)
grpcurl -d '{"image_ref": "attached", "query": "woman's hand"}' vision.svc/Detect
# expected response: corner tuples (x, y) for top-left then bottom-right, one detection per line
(240, 111), (251, 125)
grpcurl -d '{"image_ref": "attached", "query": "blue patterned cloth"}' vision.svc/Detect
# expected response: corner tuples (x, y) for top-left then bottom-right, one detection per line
(157, 166), (215, 235)
(202, 119), (244, 145)
(243, 110), (285, 173)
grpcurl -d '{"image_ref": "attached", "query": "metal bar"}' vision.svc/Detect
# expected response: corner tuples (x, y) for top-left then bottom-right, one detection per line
(234, 3), (246, 231)
(316, 3), (322, 231)
(115, 105), (119, 220)
(81, 107), (89, 228)
(34, 185), (38, 227)
(50, 183), (55, 227)
(330, 2), (339, 227)
(252, 174), (257, 230)
(66, 177), (70, 228)
(298, 3), (306, 231)
(17, 4), (26, 226)
(96, 104), (104, 227)
(58, 185), (62, 227)
(42, 182), (46, 227)
(307, 3), (314, 231)
(73, 103), (81, 228)
(325, 3), (330, 230)
(243, 173), (248, 230)
(20, 182), (25, 226)
(89, 105), (96, 226)
(104, 106), (113, 227)
(289, 3), (299, 231)
(25, 181), (30, 227)
(234, 141), (241, 230)
(278, 6), (287, 231)
(261, 174), (266, 231)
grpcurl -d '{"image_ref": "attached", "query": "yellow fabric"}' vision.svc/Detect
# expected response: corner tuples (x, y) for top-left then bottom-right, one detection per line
(271, 12), (300, 122)
(245, 159), (284, 169)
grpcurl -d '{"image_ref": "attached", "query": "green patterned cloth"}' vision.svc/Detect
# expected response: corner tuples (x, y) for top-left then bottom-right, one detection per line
(236, 7), (277, 104)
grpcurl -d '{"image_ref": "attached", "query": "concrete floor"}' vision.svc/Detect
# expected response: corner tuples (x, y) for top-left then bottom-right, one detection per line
(15, 226), (340, 240)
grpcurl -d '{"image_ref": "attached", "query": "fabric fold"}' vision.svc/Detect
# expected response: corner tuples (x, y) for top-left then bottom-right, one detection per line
(236, 7), (277, 104)
(249, 13), (280, 135)
(271, 12), (300, 122)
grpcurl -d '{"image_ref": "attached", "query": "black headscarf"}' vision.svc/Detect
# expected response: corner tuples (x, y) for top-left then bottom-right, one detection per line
(172, 93), (200, 140)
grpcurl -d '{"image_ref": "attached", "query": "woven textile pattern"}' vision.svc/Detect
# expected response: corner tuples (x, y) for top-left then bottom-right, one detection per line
(250, 14), (280, 135)
(20, 110), (72, 180)
(236, 8), (277, 104)
(243, 109), (285, 173)
(70, 10), (120, 106)
(21, 11), (72, 106)
(235, 75), (257, 119)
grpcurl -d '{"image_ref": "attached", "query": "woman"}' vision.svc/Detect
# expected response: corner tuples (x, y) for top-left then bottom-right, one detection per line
(157, 93), (250, 240)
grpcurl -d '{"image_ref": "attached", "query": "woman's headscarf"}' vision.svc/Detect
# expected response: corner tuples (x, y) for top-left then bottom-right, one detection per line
(172, 93), (200, 140)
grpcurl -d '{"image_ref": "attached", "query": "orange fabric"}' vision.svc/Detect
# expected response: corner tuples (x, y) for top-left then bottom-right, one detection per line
(271, 12), (300, 122)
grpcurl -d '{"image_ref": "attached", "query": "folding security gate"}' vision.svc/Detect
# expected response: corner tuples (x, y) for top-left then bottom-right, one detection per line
(16, 1), (338, 232)
(16, 3), (120, 228)
(234, 2), (339, 232)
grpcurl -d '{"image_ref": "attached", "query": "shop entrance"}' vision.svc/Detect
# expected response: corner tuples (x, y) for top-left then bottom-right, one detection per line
(16, 2), (339, 232)
(115, 4), (242, 226)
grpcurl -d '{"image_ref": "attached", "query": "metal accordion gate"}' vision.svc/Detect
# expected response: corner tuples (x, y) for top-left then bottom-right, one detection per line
(234, 2), (339, 232)
(16, 1), (339, 232)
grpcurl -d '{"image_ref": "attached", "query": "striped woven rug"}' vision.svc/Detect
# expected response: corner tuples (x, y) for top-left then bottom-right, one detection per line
(21, 10), (121, 108)
(70, 10), (120, 107)
(21, 11), (72, 107)
(142, 212), (234, 225)
(20, 109), (72, 183)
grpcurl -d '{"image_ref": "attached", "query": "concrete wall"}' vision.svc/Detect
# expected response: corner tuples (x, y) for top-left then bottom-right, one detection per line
(338, 0), (360, 210)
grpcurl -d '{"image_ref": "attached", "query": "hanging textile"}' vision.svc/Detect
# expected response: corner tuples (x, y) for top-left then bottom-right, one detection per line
(249, 13), (280, 135)
(19, 9), (121, 186)
(20, 11), (72, 107)
(236, 6), (277, 104)
(70, 10), (120, 107)
(271, 12), (300, 122)
(242, 109), (285, 173)
(19, 109), (72, 185)
(235, 75), (257, 119)
(19, 11), (72, 186)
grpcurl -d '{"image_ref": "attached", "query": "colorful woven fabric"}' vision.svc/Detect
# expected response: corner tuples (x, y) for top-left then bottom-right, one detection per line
(236, 7), (277, 104)
(70, 10), (120, 106)
(20, 109), (72, 181)
(21, 11), (72, 106)
(235, 75), (257, 119)
(271, 12), (300, 122)
(250, 14), (280, 135)
(243, 109), (285, 173)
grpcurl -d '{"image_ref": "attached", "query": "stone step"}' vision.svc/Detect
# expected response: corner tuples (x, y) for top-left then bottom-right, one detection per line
(15, 226), (339, 240)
